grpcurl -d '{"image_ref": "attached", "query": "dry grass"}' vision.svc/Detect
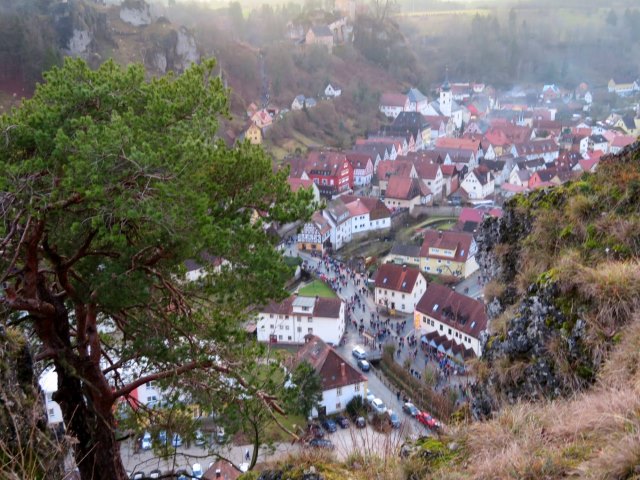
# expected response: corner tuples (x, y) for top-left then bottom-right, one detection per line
(483, 280), (506, 303)
(427, 317), (640, 480)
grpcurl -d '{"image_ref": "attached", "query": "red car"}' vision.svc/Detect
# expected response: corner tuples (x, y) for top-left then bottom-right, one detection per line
(416, 411), (442, 430)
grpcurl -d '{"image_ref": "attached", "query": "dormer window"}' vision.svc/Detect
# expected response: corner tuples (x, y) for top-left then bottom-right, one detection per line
(470, 321), (476, 329)
(433, 304), (439, 312)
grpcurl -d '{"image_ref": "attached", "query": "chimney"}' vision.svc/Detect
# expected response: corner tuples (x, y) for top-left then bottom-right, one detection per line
(340, 362), (346, 379)
(215, 469), (221, 478)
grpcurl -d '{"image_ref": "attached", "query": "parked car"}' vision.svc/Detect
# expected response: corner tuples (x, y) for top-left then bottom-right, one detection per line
(175, 468), (189, 480)
(194, 429), (205, 446)
(131, 472), (144, 480)
(335, 415), (349, 429)
(308, 438), (334, 450)
(416, 411), (441, 429)
(149, 469), (161, 479)
(191, 463), (203, 479)
(215, 426), (226, 444)
(321, 418), (337, 433)
(357, 359), (370, 372)
(310, 424), (326, 438)
(371, 398), (387, 415)
(402, 402), (419, 417)
(387, 410), (400, 428)
(355, 416), (366, 428)
(172, 433), (182, 447)
(366, 391), (376, 405)
(352, 346), (367, 360)
(141, 432), (152, 450)
(158, 430), (167, 446)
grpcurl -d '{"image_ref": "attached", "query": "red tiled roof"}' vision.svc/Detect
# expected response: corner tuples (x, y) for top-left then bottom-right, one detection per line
(611, 135), (636, 148)
(374, 263), (423, 292)
(435, 137), (482, 151)
(440, 164), (458, 176)
(380, 93), (408, 107)
(376, 160), (414, 181)
(385, 176), (421, 200)
(458, 207), (484, 224)
(419, 229), (474, 262)
(345, 151), (373, 169)
(415, 284), (487, 339)
(293, 335), (366, 390)
(287, 177), (315, 192)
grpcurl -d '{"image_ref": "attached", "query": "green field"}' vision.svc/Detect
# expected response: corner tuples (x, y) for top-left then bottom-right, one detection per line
(298, 280), (337, 298)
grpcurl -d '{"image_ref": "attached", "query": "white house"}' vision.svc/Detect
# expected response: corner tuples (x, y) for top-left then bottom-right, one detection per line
(342, 195), (392, 236)
(39, 369), (64, 427)
(257, 295), (345, 346)
(414, 283), (488, 358)
(297, 211), (332, 254)
(325, 83), (342, 98)
(323, 199), (352, 251)
(413, 161), (444, 200)
(183, 253), (226, 282)
(588, 134), (609, 154)
(374, 263), (427, 314)
(460, 168), (495, 200)
(345, 152), (374, 186)
(406, 87), (430, 115)
(290, 335), (367, 417)
(292, 95), (306, 110)
(379, 93), (409, 118)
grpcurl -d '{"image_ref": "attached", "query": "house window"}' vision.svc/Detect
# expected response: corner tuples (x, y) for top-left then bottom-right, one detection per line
(439, 325), (443, 331)
(336, 387), (342, 396)
(288, 336), (292, 340)
(270, 324), (274, 330)
(448, 328), (452, 335)
(297, 327), (302, 332)
(278, 335), (283, 340)
(402, 304), (405, 310)
(402, 294), (405, 299)
(354, 383), (360, 391)
(308, 328), (313, 333)
(285, 325), (289, 330)
(308, 318), (313, 323)
(336, 403), (341, 410)
(270, 314), (274, 318)
(297, 316), (302, 321)
(279, 325), (283, 330)
(48, 408), (55, 416)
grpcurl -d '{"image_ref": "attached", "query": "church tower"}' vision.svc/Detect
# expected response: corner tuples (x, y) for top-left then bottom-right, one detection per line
(439, 69), (452, 117)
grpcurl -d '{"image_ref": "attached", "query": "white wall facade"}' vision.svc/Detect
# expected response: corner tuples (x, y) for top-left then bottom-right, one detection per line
(375, 275), (427, 313)
(311, 381), (367, 417)
(415, 312), (482, 356)
(257, 303), (346, 346)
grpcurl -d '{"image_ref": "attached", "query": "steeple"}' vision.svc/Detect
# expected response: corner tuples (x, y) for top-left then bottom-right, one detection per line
(442, 66), (451, 92)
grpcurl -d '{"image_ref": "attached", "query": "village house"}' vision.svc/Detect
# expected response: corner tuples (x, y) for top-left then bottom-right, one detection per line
(323, 199), (352, 251)
(384, 176), (430, 211)
(414, 283), (488, 357)
(406, 87), (430, 115)
(243, 123), (262, 145)
(341, 195), (392, 237)
(376, 159), (417, 192)
(610, 135), (637, 154)
(287, 177), (321, 204)
(607, 78), (640, 96)
(588, 134), (609, 154)
(389, 111), (432, 149)
(297, 211), (332, 253)
(324, 83), (342, 98)
(345, 151), (374, 186)
(385, 243), (422, 267)
(250, 109), (273, 130)
(509, 168), (531, 187)
(305, 151), (354, 197)
(183, 252), (226, 283)
(305, 25), (334, 49)
(510, 139), (559, 164)
(440, 164), (462, 197)
(419, 229), (478, 278)
(291, 95), (317, 110)
(257, 294), (345, 346)
(412, 160), (444, 200)
(374, 263), (427, 314)
(460, 167), (495, 200)
(289, 335), (367, 417)
(379, 93), (410, 118)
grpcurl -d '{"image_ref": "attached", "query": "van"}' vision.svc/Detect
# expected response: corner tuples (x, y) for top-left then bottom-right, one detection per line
(141, 432), (152, 450)
(352, 346), (367, 360)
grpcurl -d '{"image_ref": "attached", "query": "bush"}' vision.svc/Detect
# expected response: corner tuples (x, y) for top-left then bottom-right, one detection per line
(346, 395), (366, 419)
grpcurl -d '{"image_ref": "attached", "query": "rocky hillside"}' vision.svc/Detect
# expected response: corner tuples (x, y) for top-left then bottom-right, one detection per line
(0, 327), (67, 478)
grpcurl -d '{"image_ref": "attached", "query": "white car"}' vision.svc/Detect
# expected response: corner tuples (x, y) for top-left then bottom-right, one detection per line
(366, 389), (376, 405)
(141, 432), (152, 451)
(352, 346), (367, 360)
(371, 398), (387, 415)
(191, 463), (203, 479)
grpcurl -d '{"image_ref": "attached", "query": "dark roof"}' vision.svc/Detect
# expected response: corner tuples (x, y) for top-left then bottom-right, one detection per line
(389, 243), (421, 258)
(310, 25), (333, 37)
(293, 335), (366, 390)
(416, 284), (488, 339)
(470, 168), (491, 186)
(423, 331), (476, 359)
(589, 134), (608, 143)
(374, 263), (423, 292)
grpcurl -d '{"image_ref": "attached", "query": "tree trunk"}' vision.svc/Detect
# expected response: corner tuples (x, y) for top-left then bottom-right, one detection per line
(54, 358), (127, 480)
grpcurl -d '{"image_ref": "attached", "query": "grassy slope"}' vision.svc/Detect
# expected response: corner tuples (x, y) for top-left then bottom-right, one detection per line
(298, 280), (337, 299)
